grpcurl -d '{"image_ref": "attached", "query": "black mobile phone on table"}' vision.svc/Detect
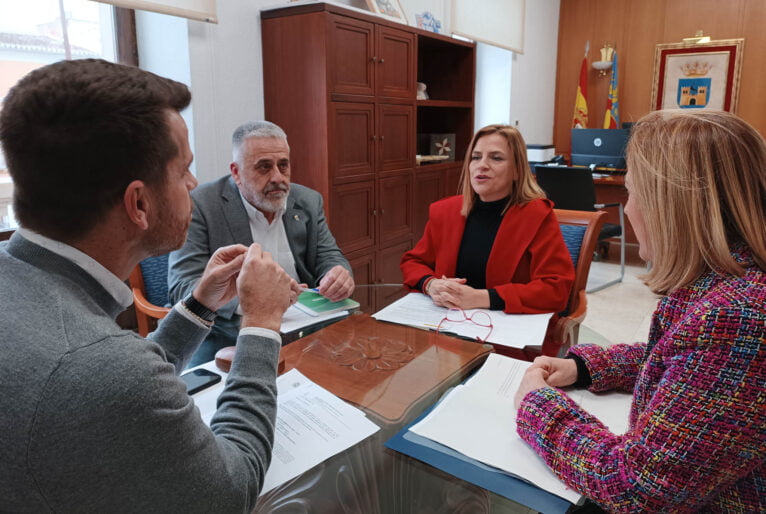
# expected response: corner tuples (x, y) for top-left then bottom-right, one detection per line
(181, 369), (222, 395)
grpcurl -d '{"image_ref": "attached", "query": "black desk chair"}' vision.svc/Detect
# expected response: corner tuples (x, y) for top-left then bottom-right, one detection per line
(534, 165), (625, 292)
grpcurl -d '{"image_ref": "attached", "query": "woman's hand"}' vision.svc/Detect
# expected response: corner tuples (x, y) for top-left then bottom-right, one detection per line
(426, 276), (490, 310)
(528, 356), (578, 387)
(514, 367), (550, 409)
(514, 356), (578, 409)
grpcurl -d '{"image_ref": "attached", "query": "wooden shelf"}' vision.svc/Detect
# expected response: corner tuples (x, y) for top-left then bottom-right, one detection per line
(416, 99), (473, 108)
(415, 159), (464, 171)
(262, 2), (475, 310)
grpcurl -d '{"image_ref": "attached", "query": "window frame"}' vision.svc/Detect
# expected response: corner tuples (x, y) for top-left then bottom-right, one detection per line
(0, 6), (138, 239)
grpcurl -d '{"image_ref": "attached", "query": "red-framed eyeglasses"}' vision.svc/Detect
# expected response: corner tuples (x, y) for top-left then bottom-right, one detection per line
(436, 308), (494, 343)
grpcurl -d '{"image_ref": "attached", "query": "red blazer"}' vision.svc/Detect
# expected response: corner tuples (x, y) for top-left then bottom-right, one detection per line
(401, 196), (574, 314)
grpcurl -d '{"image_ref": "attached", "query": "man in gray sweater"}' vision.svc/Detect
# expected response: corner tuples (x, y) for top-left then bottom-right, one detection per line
(0, 59), (290, 512)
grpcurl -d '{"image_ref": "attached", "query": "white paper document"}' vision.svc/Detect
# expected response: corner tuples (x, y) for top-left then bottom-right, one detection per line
(409, 353), (631, 504)
(260, 369), (380, 493)
(372, 292), (553, 348)
(280, 304), (347, 334)
(192, 366), (379, 495)
(235, 303), (347, 334)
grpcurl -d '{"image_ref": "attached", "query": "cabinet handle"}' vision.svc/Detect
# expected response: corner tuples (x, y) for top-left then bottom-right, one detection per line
(372, 209), (377, 216)
(379, 135), (385, 141)
(379, 58), (385, 64)
(371, 56), (377, 63)
(380, 209), (385, 215)
(370, 135), (377, 141)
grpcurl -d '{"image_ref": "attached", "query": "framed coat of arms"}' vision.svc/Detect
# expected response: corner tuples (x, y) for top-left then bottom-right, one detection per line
(650, 39), (744, 113)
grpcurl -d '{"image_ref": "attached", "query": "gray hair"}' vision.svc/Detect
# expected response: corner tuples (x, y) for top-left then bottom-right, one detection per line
(231, 120), (288, 163)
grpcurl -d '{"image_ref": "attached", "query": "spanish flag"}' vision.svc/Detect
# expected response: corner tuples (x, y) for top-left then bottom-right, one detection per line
(572, 55), (589, 129)
(603, 50), (620, 129)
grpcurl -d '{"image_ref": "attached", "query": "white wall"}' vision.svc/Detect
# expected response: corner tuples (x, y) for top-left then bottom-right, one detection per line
(137, 0), (560, 181)
(510, 0), (560, 145)
(474, 42), (512, 129)
(136, 9), (196, 174)
(186, 0), (363, 183)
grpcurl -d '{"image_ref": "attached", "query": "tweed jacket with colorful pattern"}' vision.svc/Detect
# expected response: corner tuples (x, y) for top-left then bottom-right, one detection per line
(516, 246), (765, 512)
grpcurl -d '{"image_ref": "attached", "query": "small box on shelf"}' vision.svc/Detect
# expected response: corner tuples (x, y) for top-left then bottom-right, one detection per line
(429, 133), (455, 162)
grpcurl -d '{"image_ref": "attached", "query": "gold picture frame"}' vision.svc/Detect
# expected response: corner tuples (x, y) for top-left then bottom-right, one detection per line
(650, 38), (744, 113)
(366, 0), (408, 23)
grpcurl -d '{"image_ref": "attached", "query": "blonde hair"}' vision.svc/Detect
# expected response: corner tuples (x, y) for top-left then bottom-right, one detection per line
(627, 109), (766, 294)
(458, 125), (545, 216)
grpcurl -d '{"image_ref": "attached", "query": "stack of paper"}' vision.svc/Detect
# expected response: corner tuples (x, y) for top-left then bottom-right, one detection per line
(373, 292), (553, 349)
(260, 369), (379, 493)
(192, 366), (380, 494)
(405, 353), (631, 504)
(280, 304), (347, 334)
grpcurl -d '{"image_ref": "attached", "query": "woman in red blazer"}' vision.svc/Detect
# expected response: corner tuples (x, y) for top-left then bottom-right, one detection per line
(401, 125), (574, 314)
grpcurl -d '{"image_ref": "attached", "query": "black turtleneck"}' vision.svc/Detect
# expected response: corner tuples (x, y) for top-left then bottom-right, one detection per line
(455, 197), (508, 310)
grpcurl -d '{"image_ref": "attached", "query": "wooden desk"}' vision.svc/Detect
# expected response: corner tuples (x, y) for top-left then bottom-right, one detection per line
(278, 313), (492, 425)
(252, 314), (562, 512)
(198, 313), (574, 512)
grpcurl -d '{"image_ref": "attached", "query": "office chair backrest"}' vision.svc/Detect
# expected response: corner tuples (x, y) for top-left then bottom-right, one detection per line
(554, 209), (605, 310)
(139, 254), (170, 307)
(539, 209), (607, 357)
(128, 254), (171, 337)
(535, 165), (597, 212)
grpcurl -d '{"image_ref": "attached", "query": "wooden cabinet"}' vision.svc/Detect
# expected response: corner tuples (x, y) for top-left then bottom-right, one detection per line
(262, 3), (475, 311)
(327, 16), (415, 99)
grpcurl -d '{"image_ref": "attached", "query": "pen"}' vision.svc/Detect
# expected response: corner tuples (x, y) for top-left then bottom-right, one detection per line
(301, 287), (320, 293)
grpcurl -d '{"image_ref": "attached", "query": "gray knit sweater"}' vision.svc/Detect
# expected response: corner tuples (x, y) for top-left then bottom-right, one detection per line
(0, 234), (280, 513)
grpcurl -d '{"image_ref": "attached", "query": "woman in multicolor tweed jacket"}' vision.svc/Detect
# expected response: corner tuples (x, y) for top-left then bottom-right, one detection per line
(514, 110), (766, 513)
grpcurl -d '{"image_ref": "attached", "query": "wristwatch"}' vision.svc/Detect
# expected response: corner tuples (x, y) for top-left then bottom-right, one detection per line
(182, 293), (217, 323)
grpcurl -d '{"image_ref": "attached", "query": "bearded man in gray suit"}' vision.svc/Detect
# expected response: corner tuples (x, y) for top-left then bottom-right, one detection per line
(169, 121), (354, 366)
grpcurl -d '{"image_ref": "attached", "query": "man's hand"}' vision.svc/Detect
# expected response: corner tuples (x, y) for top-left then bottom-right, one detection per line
(237, 244), (292, 332)
(427, 276), (489, 310)
(289, 279), (303, 305)
(317, 265), (354, 302)
(192, 244), (249, 312)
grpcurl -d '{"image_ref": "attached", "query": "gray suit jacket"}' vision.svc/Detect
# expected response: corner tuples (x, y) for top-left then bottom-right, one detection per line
(168, 176), (350, 320)
(0, 233), (279, 513)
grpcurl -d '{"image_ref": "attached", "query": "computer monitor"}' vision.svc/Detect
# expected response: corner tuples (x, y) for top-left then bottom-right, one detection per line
(570, 128), (630, 170)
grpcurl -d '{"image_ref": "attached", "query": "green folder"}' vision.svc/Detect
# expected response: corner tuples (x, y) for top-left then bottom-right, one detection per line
(294, 291), (360, 316)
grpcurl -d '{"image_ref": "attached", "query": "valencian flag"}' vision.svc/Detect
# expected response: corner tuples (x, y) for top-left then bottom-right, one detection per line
(603, 50), (620, 129)
(572, 49), (589, 128)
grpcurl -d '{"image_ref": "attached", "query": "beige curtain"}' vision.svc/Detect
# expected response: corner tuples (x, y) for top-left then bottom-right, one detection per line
(90, 0), (217, 23)
(450, 0), (524, 54)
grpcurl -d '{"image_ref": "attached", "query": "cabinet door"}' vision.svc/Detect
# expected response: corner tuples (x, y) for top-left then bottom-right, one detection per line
(413, 168), (445, 241)
(375, 26), (416, 99)
(328, 15), (375, 96)
(377, 103), (414, 172)
(376, 240), (412, 310)
(378, 171), (413, 246)
(347, 251), (375, 313)
(330, 102), (375, 182)
(330, 180), (376, 254)
(445, 164), (463, 198)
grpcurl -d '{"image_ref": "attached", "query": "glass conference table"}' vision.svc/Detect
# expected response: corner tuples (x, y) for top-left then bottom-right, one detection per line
(202, 301), (572, 513)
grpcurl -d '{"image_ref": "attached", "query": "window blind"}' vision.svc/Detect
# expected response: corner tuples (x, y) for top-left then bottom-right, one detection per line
(90, 0), (217, 23)
(450, 0), (524, 54)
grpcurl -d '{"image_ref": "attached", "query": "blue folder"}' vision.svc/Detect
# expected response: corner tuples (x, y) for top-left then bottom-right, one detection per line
(385, 404), (576, 513)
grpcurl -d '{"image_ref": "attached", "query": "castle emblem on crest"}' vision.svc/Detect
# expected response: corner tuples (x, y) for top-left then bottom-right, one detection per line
(677, 61), (712, 109)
